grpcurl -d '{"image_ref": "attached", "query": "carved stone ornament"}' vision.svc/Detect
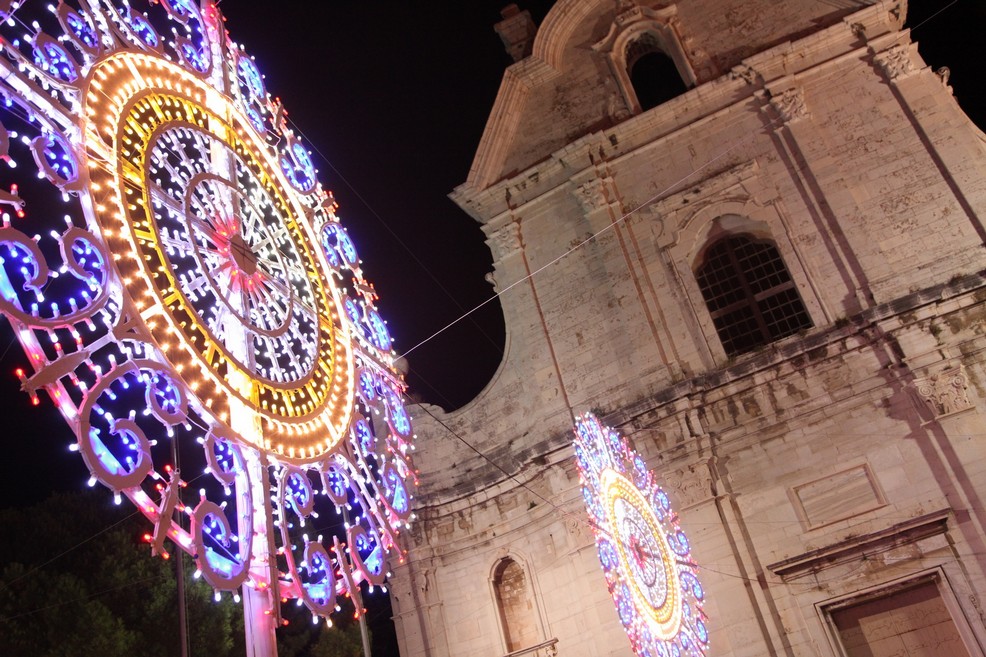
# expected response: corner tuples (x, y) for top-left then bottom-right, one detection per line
(642, 160), (759, 249)
(771, 87), (809, 123)
(408, 517), (426, 547)
(606, 94), (633, 122)
(876, 44), (917, 81)
(730, 63), (760, 85)
(486, 222), (522, 261)
(661, 460), (713, 508)
(914, 365), (975, 417)
(564, 513), (594, 548)
(573, 177), (615, 214)
(615, 1), (644, 26)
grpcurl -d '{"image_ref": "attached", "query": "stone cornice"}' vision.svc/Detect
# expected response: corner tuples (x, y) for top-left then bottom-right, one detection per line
(604, 272), (986, 429)
(409, 266), (986, 518)
(766, 510), (951, 580)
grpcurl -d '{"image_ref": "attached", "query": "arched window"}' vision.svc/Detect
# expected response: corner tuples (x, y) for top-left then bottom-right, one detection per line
(696, 234), (812, 356)
(493, 558), (539, 652)
(626, 34), (688, 111)
(592, 5), (698, 118)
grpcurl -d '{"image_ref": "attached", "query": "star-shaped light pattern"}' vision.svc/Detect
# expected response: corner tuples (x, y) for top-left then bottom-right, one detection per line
(0, 0), (417, 628)
(574, 413), (709, 657)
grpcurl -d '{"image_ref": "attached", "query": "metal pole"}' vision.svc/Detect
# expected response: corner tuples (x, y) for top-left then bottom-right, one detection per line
(171, 434), (190, 657)
(240, 434), (281, 657)
(174, 546), (190, 657)
(219, 169), (281, 656)
(357, 606), (372, 657)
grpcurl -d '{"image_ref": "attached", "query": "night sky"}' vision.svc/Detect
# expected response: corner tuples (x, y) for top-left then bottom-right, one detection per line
(223, 1), (558, 411)
(0, 0), (982, 650)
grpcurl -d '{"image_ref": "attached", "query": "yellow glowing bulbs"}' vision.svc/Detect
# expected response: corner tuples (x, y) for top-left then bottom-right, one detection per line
(81, 53), (355, 461)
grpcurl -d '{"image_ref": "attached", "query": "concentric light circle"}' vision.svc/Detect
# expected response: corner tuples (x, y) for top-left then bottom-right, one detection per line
(0, 0), (417, 626)
(574, 413), (709, 657)
(602, 468), (682, 639)
(83, 53), (354, 459)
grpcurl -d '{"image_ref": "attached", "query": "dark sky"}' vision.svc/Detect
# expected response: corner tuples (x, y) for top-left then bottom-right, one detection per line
(222, 1), (558, 412)
(0, 3), (983, 647)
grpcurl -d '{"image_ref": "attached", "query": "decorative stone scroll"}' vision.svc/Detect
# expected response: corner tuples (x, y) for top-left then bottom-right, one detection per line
(661, 460), (714, 508)
(572, 176), (616, 214)
(914, 365), (975, 417)
(563, 513), (594, 548)
(771, 87), (809, 123)
(875, 44), (917, 81)
(486, 221), (523, 261)
(730, 64), (760, 85)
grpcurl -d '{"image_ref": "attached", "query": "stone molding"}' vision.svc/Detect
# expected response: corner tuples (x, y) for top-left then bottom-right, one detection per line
(503, 638), (559, 657)
(643, 159), (761, 249)
(767, 510), (950, 580)
(661, 459), (714, 509)
(790, 462), (887, 530)
(564, 513), (594, 548)
(571, 176), (616, 214)
(730, 63), (761, 85)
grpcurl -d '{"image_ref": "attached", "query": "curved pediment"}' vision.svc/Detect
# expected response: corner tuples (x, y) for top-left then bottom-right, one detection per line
(460, 0), (892, 198)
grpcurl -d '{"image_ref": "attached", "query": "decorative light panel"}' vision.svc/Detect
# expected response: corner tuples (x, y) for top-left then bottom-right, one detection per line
(573, 413), (709, 657)
(0, 0), (416, 636)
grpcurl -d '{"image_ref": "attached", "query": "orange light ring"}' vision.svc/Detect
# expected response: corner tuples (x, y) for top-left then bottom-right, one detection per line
(602, 468), (684, 640)
(83, 53), (356, 459)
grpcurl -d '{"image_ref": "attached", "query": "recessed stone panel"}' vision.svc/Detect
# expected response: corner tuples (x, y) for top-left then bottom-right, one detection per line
(792, 464), (886, 529)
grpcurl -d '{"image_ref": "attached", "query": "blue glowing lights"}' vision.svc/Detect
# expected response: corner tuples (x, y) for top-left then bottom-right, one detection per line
(573, 413), (709, 657)
(0, 0), (416, 630)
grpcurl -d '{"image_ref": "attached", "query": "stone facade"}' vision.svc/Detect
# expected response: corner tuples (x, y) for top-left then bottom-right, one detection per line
(392, 1), (986, 656)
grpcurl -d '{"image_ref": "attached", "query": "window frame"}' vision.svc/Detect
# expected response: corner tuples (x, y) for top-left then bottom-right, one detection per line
(592, 4), (696, 116)
(489, 553), (548, 655)
(664, 205), (825, 368)
(695, 232), (814, 357)
(642, 162), (829, 370)
(816, 568), (985, 657)
(627, 41), (691, 112)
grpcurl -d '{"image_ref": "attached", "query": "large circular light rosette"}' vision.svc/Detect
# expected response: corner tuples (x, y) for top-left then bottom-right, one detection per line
(573, 413), (709, 657)
(0, 0), (416, 627)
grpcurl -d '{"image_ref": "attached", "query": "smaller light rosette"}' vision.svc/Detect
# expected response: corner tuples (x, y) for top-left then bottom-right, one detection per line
(573, 413), (709, 657)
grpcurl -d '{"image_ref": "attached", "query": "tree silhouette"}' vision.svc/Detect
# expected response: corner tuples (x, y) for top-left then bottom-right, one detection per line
(0, 490), (244, 657)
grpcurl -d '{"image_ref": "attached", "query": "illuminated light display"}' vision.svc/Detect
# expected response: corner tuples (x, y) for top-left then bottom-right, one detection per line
(0, 0), (417, 645)
(573, 413), (709, 657)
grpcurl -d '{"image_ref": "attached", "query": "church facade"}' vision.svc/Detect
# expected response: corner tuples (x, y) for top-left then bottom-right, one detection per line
(390, 1), (986, 655)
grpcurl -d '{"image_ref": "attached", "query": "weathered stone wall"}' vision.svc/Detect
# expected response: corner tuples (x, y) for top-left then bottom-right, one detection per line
(393, 1), (986, 656)
(468, 0), (887, 187)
